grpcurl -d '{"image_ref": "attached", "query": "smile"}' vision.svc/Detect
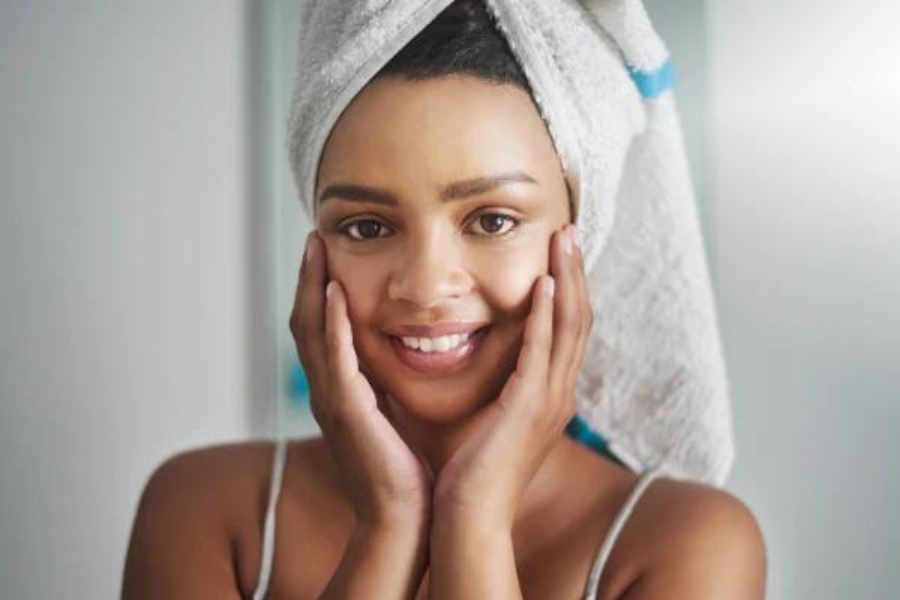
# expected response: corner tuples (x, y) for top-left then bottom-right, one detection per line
(399, 332), (470, 353)
(388, 327), (490, 375)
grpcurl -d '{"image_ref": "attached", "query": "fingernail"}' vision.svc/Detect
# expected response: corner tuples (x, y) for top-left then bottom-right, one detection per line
(304, 233), (316, 265)
(545, 276), (555, 297)
(570, 226), (579, 249)
(326, 280), (334, 298)
(562, 228), (574, 256)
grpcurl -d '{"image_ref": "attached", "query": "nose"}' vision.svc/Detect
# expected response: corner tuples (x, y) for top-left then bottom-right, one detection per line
(387, 228), (471, 309)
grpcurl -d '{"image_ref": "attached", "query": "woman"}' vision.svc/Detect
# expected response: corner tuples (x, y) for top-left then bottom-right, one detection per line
(122, 2), (766, 598)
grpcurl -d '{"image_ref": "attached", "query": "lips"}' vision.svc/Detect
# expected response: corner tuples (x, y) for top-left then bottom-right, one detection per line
(387, 326), (490, 375)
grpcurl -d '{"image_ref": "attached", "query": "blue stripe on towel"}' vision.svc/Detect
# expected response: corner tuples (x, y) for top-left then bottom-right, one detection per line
(565, 413), (626, 467)
(629, 61), (675, 98)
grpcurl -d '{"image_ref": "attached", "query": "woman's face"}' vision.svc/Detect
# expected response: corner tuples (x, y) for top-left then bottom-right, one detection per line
(315, 74), (571, 426)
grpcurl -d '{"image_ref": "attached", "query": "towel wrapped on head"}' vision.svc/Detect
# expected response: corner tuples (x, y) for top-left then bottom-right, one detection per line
(287, 0), (735, 486)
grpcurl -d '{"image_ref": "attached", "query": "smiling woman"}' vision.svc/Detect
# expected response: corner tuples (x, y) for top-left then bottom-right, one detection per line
(314, 69), (573, 428)
(121, 1), (765, 599)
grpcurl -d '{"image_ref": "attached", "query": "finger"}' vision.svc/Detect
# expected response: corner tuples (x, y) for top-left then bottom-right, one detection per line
(289, 231), (312, 334)
(324, 279), (359, 382)
(507, 275), (555, 405)
(549, 225), (583, 390)
(291, 231), (327, 375)
(567, 228), (594, 386)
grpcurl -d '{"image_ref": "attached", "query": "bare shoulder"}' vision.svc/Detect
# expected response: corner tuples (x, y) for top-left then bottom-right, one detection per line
(620, 476), (768, 599)
(121, 439), (285, 599)
(122, 436), (349, 599)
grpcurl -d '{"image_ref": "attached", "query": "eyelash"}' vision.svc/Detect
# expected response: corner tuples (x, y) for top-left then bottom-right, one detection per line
(337, 212), (521, 242)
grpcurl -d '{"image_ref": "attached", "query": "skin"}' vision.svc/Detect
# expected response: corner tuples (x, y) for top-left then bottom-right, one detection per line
(313, 73), (578, 493)
(305, 73), (601, 598)
(121, 74), (767, 600)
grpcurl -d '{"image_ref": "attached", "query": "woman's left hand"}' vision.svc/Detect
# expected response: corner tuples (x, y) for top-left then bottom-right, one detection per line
(432, 223), (594, 532)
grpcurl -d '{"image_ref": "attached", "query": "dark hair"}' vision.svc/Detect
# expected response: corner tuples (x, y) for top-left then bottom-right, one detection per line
(376, 0), (531, 92)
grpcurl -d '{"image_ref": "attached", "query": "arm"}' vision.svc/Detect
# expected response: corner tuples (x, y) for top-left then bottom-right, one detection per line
(428, 513), (523, 600)
(121, 452), (243, 600)
(318, 515), (430, 600)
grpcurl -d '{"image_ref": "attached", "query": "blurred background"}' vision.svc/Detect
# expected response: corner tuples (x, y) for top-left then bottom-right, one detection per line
(1, 1), (897, 598)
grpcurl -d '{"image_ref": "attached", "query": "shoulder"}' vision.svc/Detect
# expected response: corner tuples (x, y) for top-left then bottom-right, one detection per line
(122, 436), (349, 599)
(121, 439), (283, 599)
(145, 438), (276, 492)
(623, 475), (767, 599)
(129, 439), (278, 532)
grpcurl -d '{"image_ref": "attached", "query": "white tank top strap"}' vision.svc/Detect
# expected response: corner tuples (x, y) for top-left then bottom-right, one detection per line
(252, 437), (289, 600)
(581, 466), (662, 600)
(250, 440), (657, 600)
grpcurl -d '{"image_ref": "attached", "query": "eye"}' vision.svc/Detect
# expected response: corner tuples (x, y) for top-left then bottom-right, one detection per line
(338, 218), (392, 241)
(469, 212), (519, 237)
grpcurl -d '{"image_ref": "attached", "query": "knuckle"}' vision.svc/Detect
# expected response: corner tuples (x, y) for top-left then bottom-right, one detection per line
(552, 393), (577, 428)
(562, 312), (580, 335)
(324, 328), (341, 354)
(525, 387), (554, 421)
(296, 343), (313, 369)
(524, 322), (548, 348)
(292, 325), (311, 355)
(326, 403), (354, 436)
(290, 309), (311, 341)
(519, 399), (544, 427)
(534, 332), (552, 353)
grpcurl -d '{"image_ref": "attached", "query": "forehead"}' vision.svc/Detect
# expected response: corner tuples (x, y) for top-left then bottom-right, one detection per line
(316, 75), (564, 196)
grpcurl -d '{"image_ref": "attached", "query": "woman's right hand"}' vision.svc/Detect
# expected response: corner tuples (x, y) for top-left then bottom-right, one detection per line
(289, 231), (433, 532)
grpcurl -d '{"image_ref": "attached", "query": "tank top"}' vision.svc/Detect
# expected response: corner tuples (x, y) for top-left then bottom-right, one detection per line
(251, 438), (660, 600)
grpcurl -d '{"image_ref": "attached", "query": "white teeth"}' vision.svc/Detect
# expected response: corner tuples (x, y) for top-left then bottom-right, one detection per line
(399, 332), (471, 353)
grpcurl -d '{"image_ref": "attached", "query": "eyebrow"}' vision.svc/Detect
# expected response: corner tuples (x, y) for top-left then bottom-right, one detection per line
(317, 170), (539, 206)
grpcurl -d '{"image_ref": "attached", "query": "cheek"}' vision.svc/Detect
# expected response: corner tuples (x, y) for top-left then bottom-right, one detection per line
(473, 243), (548, 315)
(326, 250), (383, 324)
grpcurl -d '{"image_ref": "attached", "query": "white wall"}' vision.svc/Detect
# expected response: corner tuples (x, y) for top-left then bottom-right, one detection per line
(709, 1), (900, 597)
(0, 1), (264, 597)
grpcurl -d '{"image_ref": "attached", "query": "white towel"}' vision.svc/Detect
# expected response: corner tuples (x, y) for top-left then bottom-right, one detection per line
(286, 0), (735, 486)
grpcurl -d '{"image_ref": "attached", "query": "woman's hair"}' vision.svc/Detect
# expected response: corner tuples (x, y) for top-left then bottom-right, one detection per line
(376, 0), (531, 92)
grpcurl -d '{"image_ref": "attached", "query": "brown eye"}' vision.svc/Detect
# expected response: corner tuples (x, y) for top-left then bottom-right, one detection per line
(342, 219), (390, 241)
(471, 213), (518, 236)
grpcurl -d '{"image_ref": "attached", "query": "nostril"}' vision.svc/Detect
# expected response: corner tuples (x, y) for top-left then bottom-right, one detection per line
(388, 286), (472, 310)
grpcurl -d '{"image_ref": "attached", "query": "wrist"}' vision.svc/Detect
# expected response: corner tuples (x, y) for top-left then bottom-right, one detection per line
(355, 503), (432, 541)
(431, 502), (511, 544)
(429, 510), (516, 593)
(433, 491), (513, 536)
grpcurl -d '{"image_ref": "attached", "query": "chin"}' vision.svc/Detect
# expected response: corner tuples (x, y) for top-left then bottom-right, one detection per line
(356, 329), (519, 427)
(385, 377), (498, 426)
